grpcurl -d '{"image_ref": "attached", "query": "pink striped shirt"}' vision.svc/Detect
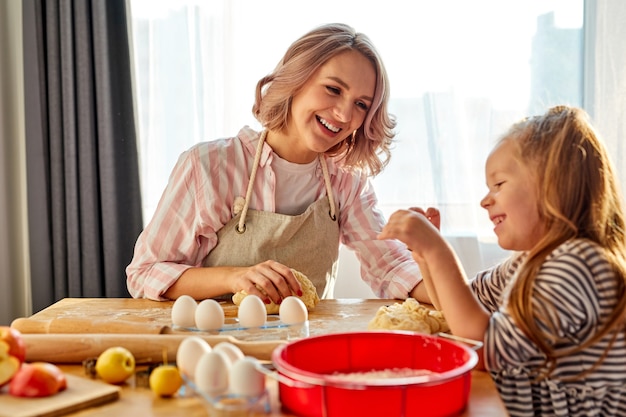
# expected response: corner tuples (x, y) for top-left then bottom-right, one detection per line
(126, 126), (422, 300)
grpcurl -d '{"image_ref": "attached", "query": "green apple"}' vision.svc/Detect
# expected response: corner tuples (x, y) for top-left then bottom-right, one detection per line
(95, 346), (136, 384)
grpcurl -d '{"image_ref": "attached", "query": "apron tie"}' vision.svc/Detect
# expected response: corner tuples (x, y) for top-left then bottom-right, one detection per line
(319, 153), (337, 221)
(237, 130), (337, 233)
(237, 130), (267, 233)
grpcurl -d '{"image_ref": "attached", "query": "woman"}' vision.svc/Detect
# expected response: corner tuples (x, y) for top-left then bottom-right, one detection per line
(127, 23), (434, 304)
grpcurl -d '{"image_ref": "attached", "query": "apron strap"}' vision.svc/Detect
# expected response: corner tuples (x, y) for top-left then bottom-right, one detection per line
(237, 130), (267, 233)
(319, 154), (337, 221)
(237, 130), (338, 233)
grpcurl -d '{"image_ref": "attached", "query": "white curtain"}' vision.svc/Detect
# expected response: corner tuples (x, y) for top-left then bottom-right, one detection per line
(129, 1), (585, 226)
(586, 0), (626, 192)
(0, 0), (31, 325)
(124, 0), (623, 297)
(1, 1), (624, 323)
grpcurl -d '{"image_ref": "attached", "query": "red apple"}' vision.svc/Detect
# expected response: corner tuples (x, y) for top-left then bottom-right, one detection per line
(0, 326), (26, 387)
(0, 327), (26, 362)
(8, 362), (67, 397)
(0, 341), (21, 387)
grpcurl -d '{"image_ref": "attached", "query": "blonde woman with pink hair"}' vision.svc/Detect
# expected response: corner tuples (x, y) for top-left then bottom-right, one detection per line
(127, 23), (436, 304)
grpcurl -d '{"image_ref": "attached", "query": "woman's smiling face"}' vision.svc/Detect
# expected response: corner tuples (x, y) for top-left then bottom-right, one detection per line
(270, 50), (376, 163)
(480, 139), (545, 251)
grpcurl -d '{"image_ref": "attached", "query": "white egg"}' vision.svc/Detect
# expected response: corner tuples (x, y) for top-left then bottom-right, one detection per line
(195, 299), (225, 331)
(279, 296), (308, 324)
(176, 336), (212, 381)
(212, 342), (244, 366)
(195, 350), (230, 397)
(171, 295), (198, 328)
(229, 356), (266, 397)
(237, 295), (267, 328)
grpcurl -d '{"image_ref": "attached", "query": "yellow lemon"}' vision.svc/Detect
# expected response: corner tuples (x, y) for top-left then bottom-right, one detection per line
(149, 364), (183, 397)
(95, 346), (136, 384)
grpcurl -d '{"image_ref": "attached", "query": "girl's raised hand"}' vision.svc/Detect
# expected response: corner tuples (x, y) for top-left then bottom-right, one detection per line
(410, 207), (441, 230)
(377, 207), (442, 258)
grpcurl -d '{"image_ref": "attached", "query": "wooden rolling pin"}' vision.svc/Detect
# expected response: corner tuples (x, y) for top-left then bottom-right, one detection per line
(22, 334), (284, 363)
(11, 317), (168, 334)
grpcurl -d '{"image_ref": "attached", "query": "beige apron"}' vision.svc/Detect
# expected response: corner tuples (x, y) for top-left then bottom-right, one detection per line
(203, 131), (340, 299)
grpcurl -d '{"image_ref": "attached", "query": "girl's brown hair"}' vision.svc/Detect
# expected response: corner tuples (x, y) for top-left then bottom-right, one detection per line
(503, 105), (626, 379)
(252, 23), (396, 176)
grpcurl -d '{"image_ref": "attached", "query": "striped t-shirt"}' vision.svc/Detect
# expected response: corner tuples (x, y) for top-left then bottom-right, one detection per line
(471, 238), (626, 416)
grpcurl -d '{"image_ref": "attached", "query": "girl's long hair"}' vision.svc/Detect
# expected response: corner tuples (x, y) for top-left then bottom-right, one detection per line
(504, 105), (626, 379)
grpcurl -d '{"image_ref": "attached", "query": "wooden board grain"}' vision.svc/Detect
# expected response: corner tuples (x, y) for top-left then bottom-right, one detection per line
(12, 298), (392, 338)
(0, 374), (120, 417)
(22, 334), (285, 363)
(11, 298), (395, 363)
(11, 298), (170, 334)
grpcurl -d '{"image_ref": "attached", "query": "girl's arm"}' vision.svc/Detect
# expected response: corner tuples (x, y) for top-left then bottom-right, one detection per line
(413, 258), (442, 310)
(337, 175), (424, 300)
(379, 210), (490, 342)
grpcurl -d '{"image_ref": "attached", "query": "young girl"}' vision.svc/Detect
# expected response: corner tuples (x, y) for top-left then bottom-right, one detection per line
(379, 106), (626, 416)
(126, 23), (433, 304)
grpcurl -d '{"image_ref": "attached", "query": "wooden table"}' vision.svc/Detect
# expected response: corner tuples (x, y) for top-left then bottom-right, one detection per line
(10, 298), (507, 416)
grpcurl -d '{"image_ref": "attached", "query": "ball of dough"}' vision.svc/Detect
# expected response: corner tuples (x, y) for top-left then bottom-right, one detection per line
(367, 298), (449, 334)
(232, 269), (320, 314)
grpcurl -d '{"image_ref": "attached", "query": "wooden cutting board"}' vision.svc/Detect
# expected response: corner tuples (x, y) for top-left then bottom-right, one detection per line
(10, 298), (395, 364)
(11, 298), (391, 337)
(0, 374), (120, 417)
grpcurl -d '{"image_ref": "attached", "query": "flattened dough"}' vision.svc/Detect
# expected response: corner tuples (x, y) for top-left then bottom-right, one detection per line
(232, 269), (320, 314)
(368, 298), (449, 334)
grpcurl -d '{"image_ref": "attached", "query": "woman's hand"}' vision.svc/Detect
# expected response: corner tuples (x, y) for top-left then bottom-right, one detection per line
(164, 260), (303, 304)
(229, 260), (303, 304)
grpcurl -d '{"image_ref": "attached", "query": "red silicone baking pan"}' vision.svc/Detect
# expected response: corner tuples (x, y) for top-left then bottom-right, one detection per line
(272, 331), (478, 417)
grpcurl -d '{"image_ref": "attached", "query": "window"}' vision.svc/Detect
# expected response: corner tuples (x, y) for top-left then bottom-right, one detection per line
(128, 0), (584, 277)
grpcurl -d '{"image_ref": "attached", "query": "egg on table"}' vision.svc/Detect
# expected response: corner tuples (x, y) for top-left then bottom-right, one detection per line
(237, 295), (266, 328)
(195, 299), (225, 331)
(212, 342), (244, 367)
(229, 356), (266, 397)
(176, 336), (212, 381)
(195, 350), (231, 397)
(171, 295), (198, 328)
(279, 296), (308, 325)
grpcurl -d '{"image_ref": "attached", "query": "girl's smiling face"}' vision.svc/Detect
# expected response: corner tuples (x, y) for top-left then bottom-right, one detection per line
(480, 139), (545, 251)
(267, 50), (376, 163)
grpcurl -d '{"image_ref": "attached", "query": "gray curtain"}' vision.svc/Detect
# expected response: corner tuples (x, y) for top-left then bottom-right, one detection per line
(22, 0), (143, 312)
